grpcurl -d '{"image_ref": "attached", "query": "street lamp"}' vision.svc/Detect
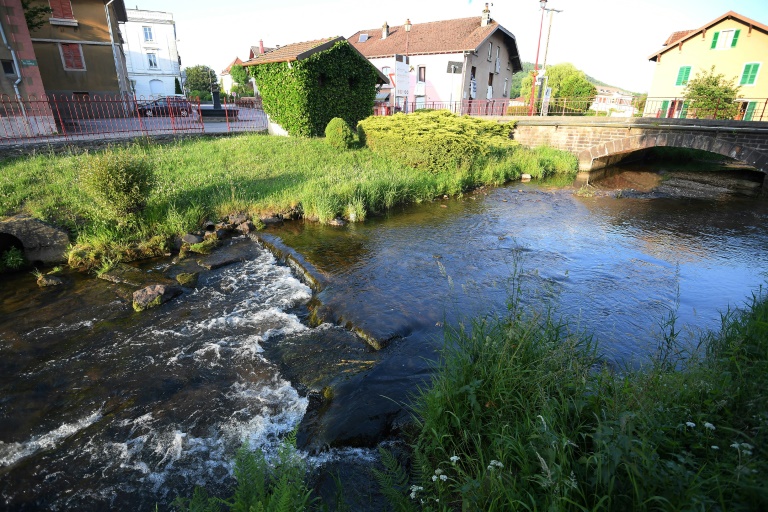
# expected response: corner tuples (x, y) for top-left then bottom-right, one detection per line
(404, 18), (412, 57)
(528, 0), (547, 116)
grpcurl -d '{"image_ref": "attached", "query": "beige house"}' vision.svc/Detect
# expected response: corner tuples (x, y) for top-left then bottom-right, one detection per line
(647, 11), (768, 121)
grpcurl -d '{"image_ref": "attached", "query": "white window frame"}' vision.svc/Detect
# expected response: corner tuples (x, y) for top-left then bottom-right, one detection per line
(740, 62), (761, 86)
(143, 26), (154, 42)
(58, 42), (86, 71)
(147, 53), (158, 69)
(714, 29), (735, 49)
(487, 42), (492, 61)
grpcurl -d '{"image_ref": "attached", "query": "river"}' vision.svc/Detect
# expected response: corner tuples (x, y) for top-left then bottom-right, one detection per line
(1, 165), (767, 510)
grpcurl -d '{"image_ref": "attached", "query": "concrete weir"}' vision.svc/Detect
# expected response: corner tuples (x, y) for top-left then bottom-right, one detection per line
(0, 214), (70, 264)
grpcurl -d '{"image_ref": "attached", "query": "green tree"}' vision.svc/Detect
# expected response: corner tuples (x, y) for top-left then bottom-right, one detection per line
(21, 0), (52, 32)
(520, 63), (597, 113)
(174, 77), (183, 94)
(229, 64), (249, 85)
(683, 65), (741, 120)
(183, 65), (217, 94)
(510, 62), (535, 99)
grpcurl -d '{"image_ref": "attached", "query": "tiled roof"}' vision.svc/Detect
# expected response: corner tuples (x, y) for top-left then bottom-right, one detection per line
(243, 37), (341, 65)
(250, 45), (276, 58)
(663, 30), (695, 46)
(649, 11), (768, 61)
(349, 17), (506, 58)
(221, 57), (243, 74)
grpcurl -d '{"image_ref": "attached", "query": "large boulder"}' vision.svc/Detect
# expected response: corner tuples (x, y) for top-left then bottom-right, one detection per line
(132, 284), (182, 312)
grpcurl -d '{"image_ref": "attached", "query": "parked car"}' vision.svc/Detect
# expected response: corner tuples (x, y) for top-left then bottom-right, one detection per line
(137, 97), (193, 117)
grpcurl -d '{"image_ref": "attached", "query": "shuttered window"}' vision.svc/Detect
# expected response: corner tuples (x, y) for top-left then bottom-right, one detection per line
(60, 43), (84, 70)
(740, 63), (760, 85)
(659, 100), (670, 118)
(675, 66), (691, 86)
(49, 0), (74, 19)
(744, 101), (757, 121)
(711, 29), (740, 49)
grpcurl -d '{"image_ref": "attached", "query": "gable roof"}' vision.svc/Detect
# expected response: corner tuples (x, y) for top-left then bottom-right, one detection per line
(242, 37), (389, 84)
(348, 17), (522, 72)
(249, 45), (276, 59)
(649, 11), (768, 61)
(221, 57), (243, 75)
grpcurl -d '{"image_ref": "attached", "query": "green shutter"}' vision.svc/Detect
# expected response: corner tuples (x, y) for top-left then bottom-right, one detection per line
(741, 63), (759, 85)
(676, 66), (691, 86)
(680, 101), (689, 118)
(660, 100), (670, 118)
(744, 101), (756, 121)
(683, 66), (691, 84)
(731, 29), (740, 47)
(711, 31), (719, 49)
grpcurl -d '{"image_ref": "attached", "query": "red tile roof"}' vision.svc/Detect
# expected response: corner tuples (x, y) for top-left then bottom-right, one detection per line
(221, 57), (243, 74)
(349, 17), (506, 58)
(242, 37), (341, 65)
(663, 30), (695, 46)
(649, 11), (768, 61)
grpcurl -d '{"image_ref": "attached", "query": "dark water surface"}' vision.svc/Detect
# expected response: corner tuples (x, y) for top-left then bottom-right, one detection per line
(1, 171), (767, 510)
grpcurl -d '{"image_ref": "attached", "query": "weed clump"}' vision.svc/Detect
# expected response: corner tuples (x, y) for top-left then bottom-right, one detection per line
(324, 117), (356, 150)
(80, 147), (156, 220)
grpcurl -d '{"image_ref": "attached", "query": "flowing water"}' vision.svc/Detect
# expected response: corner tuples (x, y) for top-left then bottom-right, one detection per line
(1, 166), (767, 510)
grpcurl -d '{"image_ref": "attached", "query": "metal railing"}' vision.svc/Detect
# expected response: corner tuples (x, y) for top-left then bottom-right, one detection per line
(0, 93), (270, 146)
(373, 97), (768, 122)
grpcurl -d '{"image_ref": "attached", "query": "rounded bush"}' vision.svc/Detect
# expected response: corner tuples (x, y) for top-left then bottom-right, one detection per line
(324, 117), (356, 150)
(80, 148), (155, 218)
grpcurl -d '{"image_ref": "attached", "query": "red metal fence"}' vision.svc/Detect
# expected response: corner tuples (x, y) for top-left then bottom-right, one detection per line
(0, 93), (270, 145)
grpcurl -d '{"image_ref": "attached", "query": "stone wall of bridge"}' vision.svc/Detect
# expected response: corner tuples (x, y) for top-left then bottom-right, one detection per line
(497, 117), (768, 176)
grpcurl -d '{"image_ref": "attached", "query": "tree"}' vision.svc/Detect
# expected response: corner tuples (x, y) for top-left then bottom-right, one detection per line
(174, 77), (183, 95)
(21, 0), (52, 32)
(183, 65), (217, 94)
(519, 63), (597, 113)
(683, 66), (741, 120)
(229, 64), (249, 86)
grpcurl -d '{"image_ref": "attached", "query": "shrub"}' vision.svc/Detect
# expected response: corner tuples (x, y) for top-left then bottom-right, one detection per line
(1, 246), (26, 270)
(358, 110), (516, 173)
(80, 148), (155, 219)
(325, 117), (356, 150)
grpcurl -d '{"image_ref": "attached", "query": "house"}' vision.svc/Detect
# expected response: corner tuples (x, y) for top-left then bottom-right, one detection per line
(0, 0), (56, 136)
(220, 57), (243, 95)
(242, 36), (387, 136)
(590, 85), (637, 117)
(249, 40), (275, 60)
(121, 8), (183, 98)
(27, 0), (131, 101)
(348, 3), (522, 113)
(647, 11), (768, 121)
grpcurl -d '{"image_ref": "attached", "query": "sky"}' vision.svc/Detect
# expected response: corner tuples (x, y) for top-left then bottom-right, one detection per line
(138, 0), (768, 94)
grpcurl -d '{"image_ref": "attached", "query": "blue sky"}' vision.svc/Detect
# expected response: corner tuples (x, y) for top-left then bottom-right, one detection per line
(144, 0), (768, 93)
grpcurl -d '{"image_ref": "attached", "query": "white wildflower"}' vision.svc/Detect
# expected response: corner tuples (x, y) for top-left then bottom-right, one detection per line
(410, 485), (423, 500)
(741, 443), (754, 450)
(711, 445), (720, 450)
(432, 475), (437, 482)
(704, 422), (715, 430)
(440, 474), (448, 481)
(450, 455), (460, 464)
(434, 468), (443, 475)
(731, 443), (741, 450)
(686, 421), (696, 428)
(744, 450), (753, 456)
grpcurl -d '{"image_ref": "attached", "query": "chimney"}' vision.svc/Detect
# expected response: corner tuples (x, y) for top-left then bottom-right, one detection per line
(382, 22), (389, 39)
(481, 3), (492, 26)
(259, 39), (265, 54)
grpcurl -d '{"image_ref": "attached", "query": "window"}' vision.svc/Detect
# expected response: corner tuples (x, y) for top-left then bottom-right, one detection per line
(503, 78), (508, 97)
(417, 66), (426, 83)
(143, 26), (154, 42)
(2, 60), (15, 75)
(147, 53), (158, 68)
(711, 29), (740, 49)
(49, 0), (74, 19)
(675, 66), (691, 86)
(740, 63), (760, 85)
(60, 43), (84, 70)
(742, 101), (757, 121)
(487, 42), (492, 61)
(381, 66), (390, 76)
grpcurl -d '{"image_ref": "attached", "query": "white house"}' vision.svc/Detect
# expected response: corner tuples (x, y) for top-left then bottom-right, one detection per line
(590, 85), (637, 117)
(120, 8), (182, 99)
(348, 3), (522, 113)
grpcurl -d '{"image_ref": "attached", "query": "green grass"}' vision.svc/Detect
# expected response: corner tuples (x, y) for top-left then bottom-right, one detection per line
(379, 285), (768, 511)
(0, 132), (576, 269)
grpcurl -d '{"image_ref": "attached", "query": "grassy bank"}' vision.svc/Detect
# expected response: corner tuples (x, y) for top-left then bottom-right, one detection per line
(0, 125), (576, 269)
(379, 290), (768, 511)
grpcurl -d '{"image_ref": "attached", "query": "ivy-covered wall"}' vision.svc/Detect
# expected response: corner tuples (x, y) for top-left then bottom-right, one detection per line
(249, 41), (381, 137)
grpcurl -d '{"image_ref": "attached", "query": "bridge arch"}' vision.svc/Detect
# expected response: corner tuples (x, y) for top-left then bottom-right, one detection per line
(0, 214), (70, 265)
(507, 117), (768, 179)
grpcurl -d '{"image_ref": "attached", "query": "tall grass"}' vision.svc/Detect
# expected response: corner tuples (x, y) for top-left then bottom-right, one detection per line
(0, 133), (576, 268)
(378, 286), (768, 510)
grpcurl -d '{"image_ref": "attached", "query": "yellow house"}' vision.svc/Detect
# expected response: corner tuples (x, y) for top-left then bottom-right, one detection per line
(647, 11), (768, 121)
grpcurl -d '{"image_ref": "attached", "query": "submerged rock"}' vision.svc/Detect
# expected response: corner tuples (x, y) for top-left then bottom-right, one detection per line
(176, 272), (199, 288)
(36, 275), (63, 287)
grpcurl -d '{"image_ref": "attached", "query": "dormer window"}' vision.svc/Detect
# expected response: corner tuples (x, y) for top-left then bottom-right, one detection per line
(359, 34), (369, 43)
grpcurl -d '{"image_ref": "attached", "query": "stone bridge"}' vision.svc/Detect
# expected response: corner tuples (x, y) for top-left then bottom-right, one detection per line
(501, 117), (768, 181)
(0, 214), (70, 265)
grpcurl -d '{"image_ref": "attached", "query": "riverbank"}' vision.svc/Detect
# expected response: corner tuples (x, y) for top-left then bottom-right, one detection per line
(0, 130), (576, 271)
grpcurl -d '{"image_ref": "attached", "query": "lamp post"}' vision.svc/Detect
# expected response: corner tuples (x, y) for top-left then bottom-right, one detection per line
(404, 19), (411, 112)
(536, 8), (562, 115)
(528, 0), (547, 116)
